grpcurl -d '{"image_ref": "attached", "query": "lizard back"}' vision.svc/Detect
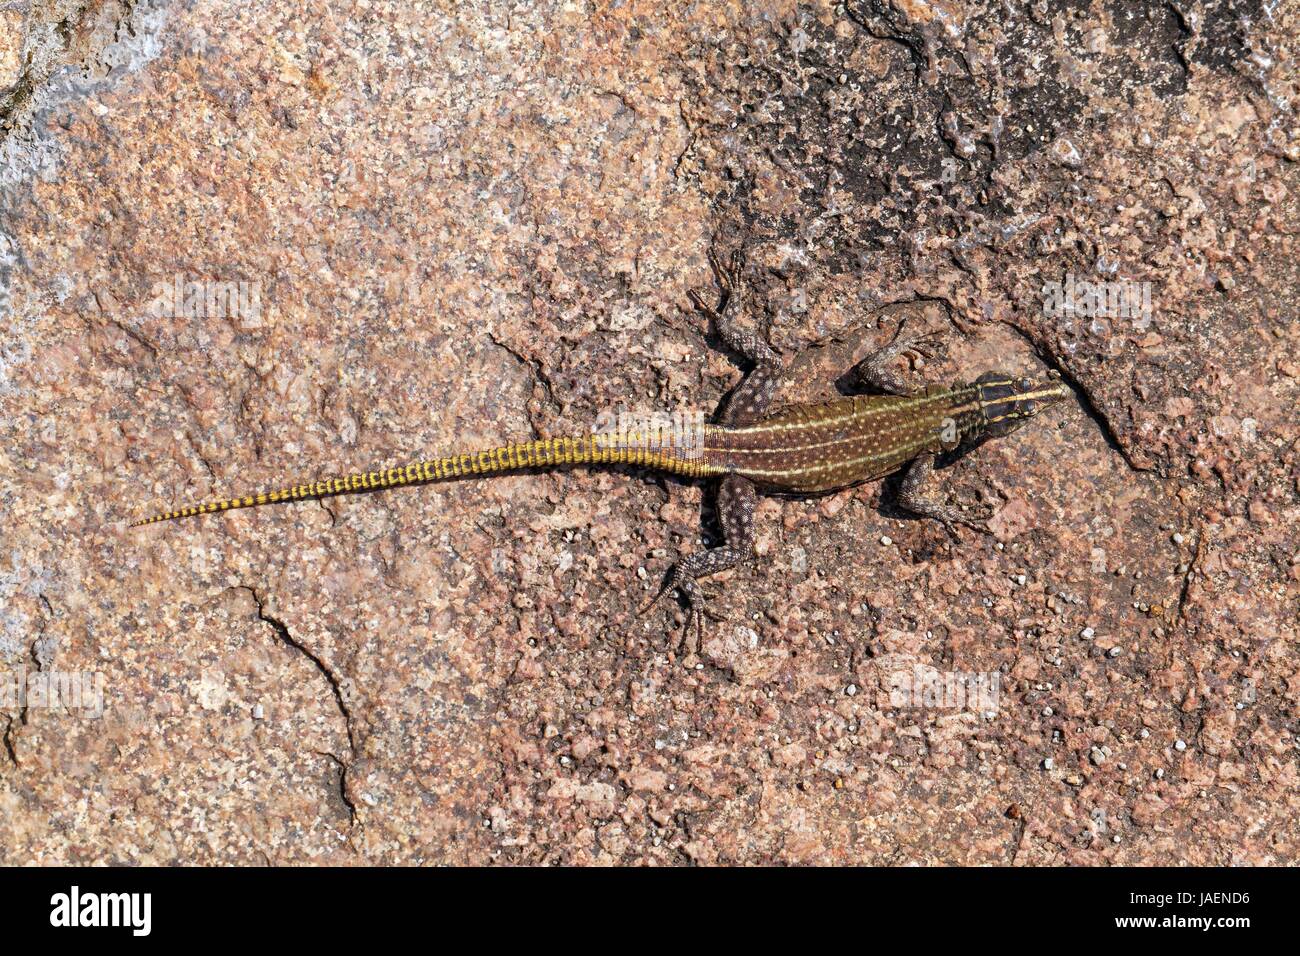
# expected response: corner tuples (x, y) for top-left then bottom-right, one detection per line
(704, 387), (983, 493)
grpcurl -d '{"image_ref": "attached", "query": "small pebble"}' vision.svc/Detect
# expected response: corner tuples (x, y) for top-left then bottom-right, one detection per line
(1080, 626), (1095, 640)
(1174, 739), (1187, 751)
(880, 535), (893, 546)
(1154, 768), (1165, 779)
(1042, 757), (1054, 770)
(1108, 646), (1122, 658)
(845, 684), (858, 696)
(1042, 706), (1053, 717)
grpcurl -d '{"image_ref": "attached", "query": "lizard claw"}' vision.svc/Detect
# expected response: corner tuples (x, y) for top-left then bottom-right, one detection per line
(677, 580), (704, 655)
(890, 330), (943, 364)
(956, 515), (993, 537)
(959, 495), (998, 535)
(707, 247), (744, 290)
(903, 333), (942, 362)
(675, 578), (728, 657)
(943, 507), (994, 538)
(687, 287), (720, 322)
(911, 499), (993, 539)
(636, 574), (675, 618)
(703, 246), (746, 309)
(636, 572), (718, 657)
(962, 509), (995, 536)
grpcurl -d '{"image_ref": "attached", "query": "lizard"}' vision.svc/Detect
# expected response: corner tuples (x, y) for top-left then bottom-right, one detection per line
(134, 250), (1071, 638)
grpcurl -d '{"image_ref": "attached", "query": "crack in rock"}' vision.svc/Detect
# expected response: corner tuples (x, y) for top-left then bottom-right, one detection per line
(1000, 319), (1154, 474)
(239, 585), (359, 827)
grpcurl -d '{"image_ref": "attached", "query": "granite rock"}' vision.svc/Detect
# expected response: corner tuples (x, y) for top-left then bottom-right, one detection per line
(0, 0), (1296, 864)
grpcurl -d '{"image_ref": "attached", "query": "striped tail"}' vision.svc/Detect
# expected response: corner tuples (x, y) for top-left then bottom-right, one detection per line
(132, 429), (717, 526)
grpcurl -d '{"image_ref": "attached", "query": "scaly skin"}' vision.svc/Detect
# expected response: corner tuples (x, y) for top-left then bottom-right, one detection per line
(704, 385), (1067, 494)
(134, 249), (1071, 644)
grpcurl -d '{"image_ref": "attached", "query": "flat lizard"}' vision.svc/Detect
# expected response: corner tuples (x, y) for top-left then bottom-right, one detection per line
(135, 251), (1071, 634)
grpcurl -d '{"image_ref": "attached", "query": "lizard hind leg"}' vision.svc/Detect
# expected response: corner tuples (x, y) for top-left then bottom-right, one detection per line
(639, 474), (758, 656)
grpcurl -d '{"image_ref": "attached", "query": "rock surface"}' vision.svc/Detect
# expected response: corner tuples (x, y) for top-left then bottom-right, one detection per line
(0, 0), (1296, 864)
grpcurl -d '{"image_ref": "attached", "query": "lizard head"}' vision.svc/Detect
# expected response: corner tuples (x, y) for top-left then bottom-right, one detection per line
(972, 369), (1070, 438)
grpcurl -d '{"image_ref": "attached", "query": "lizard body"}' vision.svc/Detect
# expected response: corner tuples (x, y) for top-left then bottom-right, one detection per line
(134, 251), (1070, 632)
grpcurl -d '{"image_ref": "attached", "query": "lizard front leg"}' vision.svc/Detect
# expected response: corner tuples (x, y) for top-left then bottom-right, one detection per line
(776, 301), (948, 406)
(897, 454), (992, 535)
(666, 474), (758, 652)
(842, 329), (941, 396)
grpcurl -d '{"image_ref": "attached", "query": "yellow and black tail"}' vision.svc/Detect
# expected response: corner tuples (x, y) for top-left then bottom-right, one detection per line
(133, 431), (716, 526)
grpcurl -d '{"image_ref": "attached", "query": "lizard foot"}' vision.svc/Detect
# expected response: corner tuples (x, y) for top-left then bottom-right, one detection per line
(929, 502), (994, 538)
(675, 578), (726, 658)
(635, 573), (719, 658)
(688, 246), (745, 319)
